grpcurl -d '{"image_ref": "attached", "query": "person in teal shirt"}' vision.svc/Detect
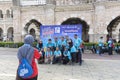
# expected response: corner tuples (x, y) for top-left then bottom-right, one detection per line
(52, 47), (62, 64)
(53, 37), (60, 50)
(98, 37), (104, 55)
(73, 34), (83, 49)
(45, 47), (53, 64)
(46, 39), (54, 51)
(65, 35), (70, 43)
(63, 47), (71, 64)
(59, 36), (67, 59)
(59, 36), (67, 48)
(73, 34), (83, 65)
(68, 39), (77, 65)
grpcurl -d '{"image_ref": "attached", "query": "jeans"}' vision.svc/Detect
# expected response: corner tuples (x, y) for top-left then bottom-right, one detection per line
(99, 46), (102, 55)
(71, 52), (76, 63)
(78, 49), (82, 65)
(108, 47), (113, 55)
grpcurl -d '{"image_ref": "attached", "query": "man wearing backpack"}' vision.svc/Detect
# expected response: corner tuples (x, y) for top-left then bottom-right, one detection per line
(16, 35), (41, 80)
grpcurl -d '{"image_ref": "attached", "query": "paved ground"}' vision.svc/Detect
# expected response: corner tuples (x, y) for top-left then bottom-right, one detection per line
(0, 48), (120, 80)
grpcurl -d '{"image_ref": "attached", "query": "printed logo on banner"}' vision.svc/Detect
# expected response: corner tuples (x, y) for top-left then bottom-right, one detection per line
(55, 27), (60, 33)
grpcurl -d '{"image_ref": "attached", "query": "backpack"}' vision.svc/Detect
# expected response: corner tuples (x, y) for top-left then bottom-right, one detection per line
(17, 53), (33, 79)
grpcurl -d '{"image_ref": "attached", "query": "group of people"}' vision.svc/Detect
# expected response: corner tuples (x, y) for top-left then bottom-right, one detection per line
(16, 34), (120, 80)
(36, 34), (84, 65)
(91, 36), (120, 55)
(16, 34), (83, 80)
(2, 35), (14, 42)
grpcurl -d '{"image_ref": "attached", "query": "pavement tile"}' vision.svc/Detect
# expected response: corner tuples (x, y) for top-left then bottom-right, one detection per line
(0, 48), (120, 80)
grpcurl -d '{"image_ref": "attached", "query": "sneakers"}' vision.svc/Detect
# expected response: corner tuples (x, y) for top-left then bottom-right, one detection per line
(50, 62), (52, 64)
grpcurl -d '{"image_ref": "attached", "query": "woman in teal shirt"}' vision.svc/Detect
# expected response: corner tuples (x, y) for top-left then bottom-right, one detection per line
(69, 39), (77, 65)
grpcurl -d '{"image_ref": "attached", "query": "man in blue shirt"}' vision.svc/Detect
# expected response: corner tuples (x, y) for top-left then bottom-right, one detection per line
(46, 39), (54, 51)
(53, 37), (60, 50)
(59, 36), (67, 59)
(65, 35), (70, 43)
(65, 35), (70, 49)
(59, 36), (67, 48)
(73, 34), (83, 65)
(52, 47), (62, 64)
(73, 34), (82, 49)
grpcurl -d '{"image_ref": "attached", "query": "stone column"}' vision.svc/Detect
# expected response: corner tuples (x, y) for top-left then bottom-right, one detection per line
(89, 29), (108, 43)
(88, 29), (94, 42)
(12, 6), (22, 42)
(21, 29), (27, 42)
(44, 4), (55, 25)
(92, 2), (107, 42)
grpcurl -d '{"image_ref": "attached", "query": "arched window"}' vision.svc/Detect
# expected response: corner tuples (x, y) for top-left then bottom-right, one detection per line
(25, 19), (42, 40)
(0, 28), (3, 41)
(107, 16), (120, 42)
(30, 28), (36, 39)
(11, 10), (13, 18)
(0, 10), (3, 18)
(119, 29), (120, 40)
(7, 27), (14, 41)
(6, 10), (10, 18)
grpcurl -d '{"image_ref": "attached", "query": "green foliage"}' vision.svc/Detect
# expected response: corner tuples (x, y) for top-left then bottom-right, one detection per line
(0, 42), (119, 48)
(33, 42), (37, 47)
(84, 43), (98, 46)
(84, 42), (120, 47)
(0, 42), (23, 48)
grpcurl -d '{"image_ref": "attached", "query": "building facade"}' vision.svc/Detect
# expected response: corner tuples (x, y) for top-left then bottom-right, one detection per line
(0, 0), (120, 42)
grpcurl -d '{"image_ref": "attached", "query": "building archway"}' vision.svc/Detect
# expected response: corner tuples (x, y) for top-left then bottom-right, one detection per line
(118, 29), (120, 42)
(7, 27), (14, 41)
(0, 28), (3, 41)
(61, 17), (89, 42)
(29, 28), (36, 39)
(24, 19), (42, 40)
(0, 10), (3, 18)
(107, 16), (120, 42)
(11, 10), (13, 18)
(6, 9), (10, 18)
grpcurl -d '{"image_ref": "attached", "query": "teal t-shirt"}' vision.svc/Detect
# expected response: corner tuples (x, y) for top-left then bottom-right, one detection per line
(54, 50), (61, 56)
(70, 46), (77, 53)
(98, 39), (103, 47)
(47, 42), (54, 48)
(74, 38), (82, 49)
(63, 50), (71, 60)
(45, 51), (53, 57)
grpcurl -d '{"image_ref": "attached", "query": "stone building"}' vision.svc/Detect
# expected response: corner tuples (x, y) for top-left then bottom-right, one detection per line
(0, 0), (120, 42)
